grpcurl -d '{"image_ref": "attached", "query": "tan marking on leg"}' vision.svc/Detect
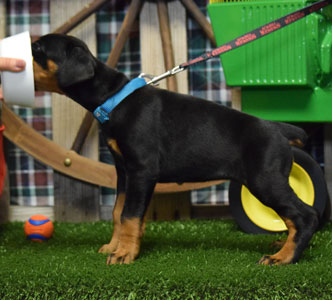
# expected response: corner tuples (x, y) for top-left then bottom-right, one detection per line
(107, 217), (141, 265)
(98, 193), (125, 254)
(140, 215), (147, 238)
(289, 139), (304, 147)
(33, 59), (63, 94)
(107, 139), (122, 156)
(259, 218), (296, 265)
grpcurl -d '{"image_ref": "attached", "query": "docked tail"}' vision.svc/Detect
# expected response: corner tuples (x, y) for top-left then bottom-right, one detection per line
(274, 122), (307, 147)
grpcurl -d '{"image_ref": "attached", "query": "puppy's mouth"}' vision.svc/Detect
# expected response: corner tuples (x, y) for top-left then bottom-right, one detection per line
(32, 59), (63, 94)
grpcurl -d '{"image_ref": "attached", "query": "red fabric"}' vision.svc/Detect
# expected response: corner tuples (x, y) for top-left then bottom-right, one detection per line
(0, 125), (6, 197)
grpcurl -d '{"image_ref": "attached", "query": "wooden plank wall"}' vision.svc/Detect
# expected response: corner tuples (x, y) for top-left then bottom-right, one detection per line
(140, 1), (188, 94)
(50, 0), (100, 222)
(0, 2), (5, 37)
(140, 1), (191, 220)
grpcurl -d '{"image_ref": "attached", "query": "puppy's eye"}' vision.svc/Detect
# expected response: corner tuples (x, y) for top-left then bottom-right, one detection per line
(32, 42), (43, 53)
(32, 42), (48, 69)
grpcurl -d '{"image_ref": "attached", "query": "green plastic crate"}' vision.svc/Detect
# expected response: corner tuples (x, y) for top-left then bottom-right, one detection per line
(208, 0), (332, 122)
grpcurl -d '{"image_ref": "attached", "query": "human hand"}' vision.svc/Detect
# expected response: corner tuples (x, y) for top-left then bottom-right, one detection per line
(0, 58), (26, 100)
(0, 57), (26, 72)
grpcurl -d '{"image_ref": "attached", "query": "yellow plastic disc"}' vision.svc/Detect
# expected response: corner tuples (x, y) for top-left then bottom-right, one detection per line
(241, 162), (315, 232)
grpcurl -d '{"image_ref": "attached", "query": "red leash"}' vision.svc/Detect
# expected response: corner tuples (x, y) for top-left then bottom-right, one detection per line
(140, 0), (332, 85)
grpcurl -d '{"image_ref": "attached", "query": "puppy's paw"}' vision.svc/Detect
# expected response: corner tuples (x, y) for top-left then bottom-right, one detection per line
(106, 247), (137, 265)
(106, 218), (141, 265)
(98, 244), (115, 254)
(258, 255), (278, 266)
(98, 239), (119, 254)
(258, 255), (291, 266)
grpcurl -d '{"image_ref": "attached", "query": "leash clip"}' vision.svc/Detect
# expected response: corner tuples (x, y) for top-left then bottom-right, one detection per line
(138, 73), (159, 86)
(139, 65), (185, 86)
(170, 65), (185, 75)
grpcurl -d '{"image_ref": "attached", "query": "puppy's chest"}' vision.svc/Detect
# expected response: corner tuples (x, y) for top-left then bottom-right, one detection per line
(107, 138), (122, 156)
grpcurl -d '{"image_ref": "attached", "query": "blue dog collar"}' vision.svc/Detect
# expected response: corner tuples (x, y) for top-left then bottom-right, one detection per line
(93, 77), (147, 123)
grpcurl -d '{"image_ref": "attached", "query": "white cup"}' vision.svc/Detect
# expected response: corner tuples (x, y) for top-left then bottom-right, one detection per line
(0, 31), (35, 107)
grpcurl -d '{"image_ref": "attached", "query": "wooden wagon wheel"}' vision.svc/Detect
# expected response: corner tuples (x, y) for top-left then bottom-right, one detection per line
(3, 0), (223, 193)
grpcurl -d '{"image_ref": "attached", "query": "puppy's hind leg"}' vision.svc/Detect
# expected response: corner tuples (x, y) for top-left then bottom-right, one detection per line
(252, 179), (319, 265)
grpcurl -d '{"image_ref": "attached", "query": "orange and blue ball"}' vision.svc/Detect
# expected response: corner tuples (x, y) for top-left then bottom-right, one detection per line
(24, 215), (54, 242)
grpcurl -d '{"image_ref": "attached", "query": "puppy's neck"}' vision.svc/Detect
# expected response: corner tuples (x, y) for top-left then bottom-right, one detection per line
(63, 60), (129, 112)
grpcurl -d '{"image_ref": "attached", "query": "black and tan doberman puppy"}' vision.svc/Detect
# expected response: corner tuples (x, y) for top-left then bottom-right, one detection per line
(32, 34), (319, 265)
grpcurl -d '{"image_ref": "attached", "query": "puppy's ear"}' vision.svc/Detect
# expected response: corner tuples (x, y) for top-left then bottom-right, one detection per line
(57, 47), (96, 88)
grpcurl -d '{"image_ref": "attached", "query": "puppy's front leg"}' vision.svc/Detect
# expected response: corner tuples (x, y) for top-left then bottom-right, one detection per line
(98, 164), (126, 255)
(107, 173), (156, 265)
(98, 193), (125, 255)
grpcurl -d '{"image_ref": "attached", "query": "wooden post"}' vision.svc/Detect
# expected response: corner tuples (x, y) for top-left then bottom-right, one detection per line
(71, 0), (143, 155)
(106, 0), (143, 68)
(51, 0), (100, 222)
(140, 0), (188, 94)
(53, 0), (109, 35)
(140, 2), (167, 90)
(157, 0), (178, 92)
(140, 0), (191, 220)
(231, 87), (242, 111)
(0, 2), (6, 40)
(179, 0), (216, 47)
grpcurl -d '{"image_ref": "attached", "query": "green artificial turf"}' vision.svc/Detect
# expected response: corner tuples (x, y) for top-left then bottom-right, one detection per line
(1, 220), (332, 300)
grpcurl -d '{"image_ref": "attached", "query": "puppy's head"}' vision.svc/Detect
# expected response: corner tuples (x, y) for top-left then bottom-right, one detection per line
(32, 34), (96, 93)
